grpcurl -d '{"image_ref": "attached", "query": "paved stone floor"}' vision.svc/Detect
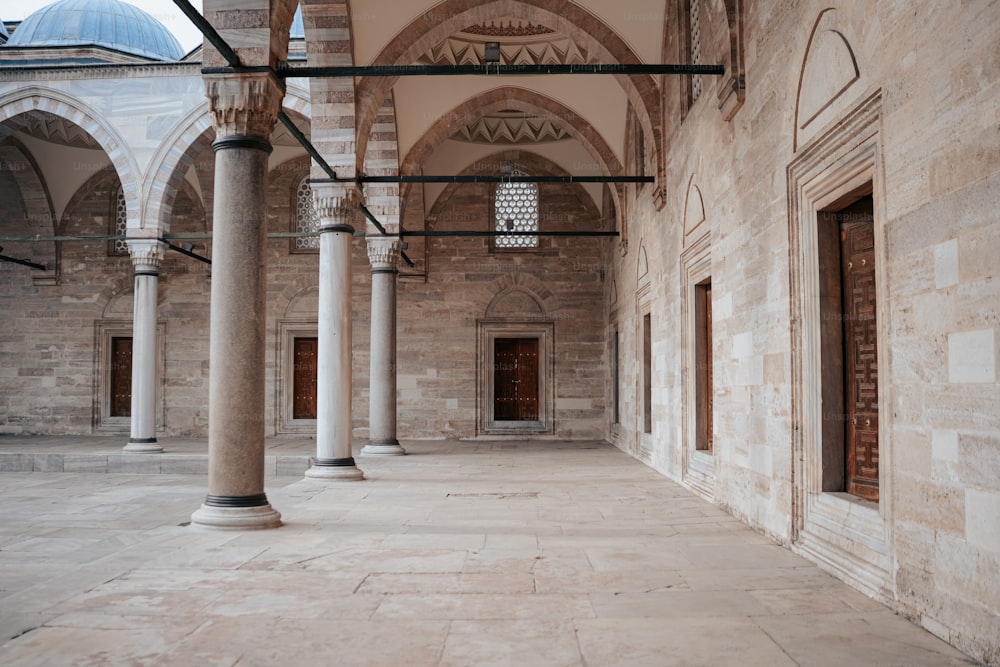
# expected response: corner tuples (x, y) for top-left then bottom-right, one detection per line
(0, 437), (980, 666)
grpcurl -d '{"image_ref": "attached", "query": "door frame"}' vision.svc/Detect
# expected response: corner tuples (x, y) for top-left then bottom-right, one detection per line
(787, 90), (893, 601)
(94, 319), (165, 434)
(477, 321), (554, 435)
(277, 320), (318, 433)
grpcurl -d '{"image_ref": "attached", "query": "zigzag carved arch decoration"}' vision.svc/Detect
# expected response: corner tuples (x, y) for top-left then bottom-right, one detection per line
(402, 87), (622, 234)
(353, 0), (662, 188)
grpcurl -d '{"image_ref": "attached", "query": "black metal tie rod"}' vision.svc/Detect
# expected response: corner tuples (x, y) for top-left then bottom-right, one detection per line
(270, 63), (725, 78)
(402, 230), (618, 238)
(0, 246), (46, 271)
(312, 175), (653, 185)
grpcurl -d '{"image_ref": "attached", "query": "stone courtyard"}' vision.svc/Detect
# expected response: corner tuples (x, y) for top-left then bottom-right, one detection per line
(0, 438), (977, 666)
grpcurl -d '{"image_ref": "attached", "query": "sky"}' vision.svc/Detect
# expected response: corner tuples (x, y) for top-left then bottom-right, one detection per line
(7, 0), (206, 53)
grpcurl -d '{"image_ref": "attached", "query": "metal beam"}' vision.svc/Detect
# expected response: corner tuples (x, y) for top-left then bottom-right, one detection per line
(312, 175), (653, 185)
(401, 231), (618, 238)
(269, 63), (725, 78)
(172, 0), (240, 67)
(0, 249), (46, 271)
(162, 239), (212, 265)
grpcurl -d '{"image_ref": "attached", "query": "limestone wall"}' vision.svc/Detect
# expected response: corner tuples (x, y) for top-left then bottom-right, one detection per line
(608, 1), (1000, 662)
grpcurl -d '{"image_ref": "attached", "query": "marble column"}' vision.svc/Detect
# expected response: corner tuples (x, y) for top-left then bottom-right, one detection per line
(123, 239), (165, 453)
(305, 184), (364, 480)
(191, 73), (283, 529)
(361, 236), (405, 456)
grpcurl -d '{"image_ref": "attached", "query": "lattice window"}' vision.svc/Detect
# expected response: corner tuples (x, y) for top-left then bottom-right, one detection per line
(111, 187), (128, 255)
(294, 177), (320, 251)
(494, 172), (538, 249)
(690, 0), (703, 102)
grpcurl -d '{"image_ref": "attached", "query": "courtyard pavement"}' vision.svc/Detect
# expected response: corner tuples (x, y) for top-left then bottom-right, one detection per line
(0, 436), (979, 666)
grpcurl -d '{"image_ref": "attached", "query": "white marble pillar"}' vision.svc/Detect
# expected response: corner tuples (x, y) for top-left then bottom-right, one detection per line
(191, 74), (283, 529)
(123, 239), (165, 453)
(361, 236), (405, 456)
(306, 185), (364, 480)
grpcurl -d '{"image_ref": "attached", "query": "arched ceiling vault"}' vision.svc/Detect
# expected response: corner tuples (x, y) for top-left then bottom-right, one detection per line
(350, 0), (665, 188)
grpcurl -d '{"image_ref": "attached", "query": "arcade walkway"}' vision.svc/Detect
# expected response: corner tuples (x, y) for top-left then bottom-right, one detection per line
(0, 437), (977, 666)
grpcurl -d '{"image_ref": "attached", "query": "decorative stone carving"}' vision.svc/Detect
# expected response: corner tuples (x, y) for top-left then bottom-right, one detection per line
(311, 183), (362, 228)
(367, 236), (401, 271)
(204, 73), (284, 139)
(126, 239), (165, 268)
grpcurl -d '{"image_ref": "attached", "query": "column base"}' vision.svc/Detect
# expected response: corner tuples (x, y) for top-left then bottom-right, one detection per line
(189, 503), (282, 530)
(123, 438), (163, 453)
(360, 440), (406, 457)
(305, 457), (365, 480)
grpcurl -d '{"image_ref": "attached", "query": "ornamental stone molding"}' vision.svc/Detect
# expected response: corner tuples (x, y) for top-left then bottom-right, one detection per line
(366, 236), (402, 271)
(204, 72), (284, 140)
(126, 239), (166, 268)
(311, 183), (362, 229)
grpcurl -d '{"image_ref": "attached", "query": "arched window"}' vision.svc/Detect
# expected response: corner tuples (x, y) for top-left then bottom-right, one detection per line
(494, 170), (538, 249)
(294, 177), (320, 251)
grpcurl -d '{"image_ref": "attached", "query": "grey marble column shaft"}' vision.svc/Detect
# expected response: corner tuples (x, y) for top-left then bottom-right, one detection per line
(191, 74), (282, 529)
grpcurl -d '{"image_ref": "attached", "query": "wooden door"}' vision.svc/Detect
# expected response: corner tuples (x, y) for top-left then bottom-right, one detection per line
(494, 338), (539, 421)
(110, 336), (132, 417)
(840, 199), (878, 501)
(695, 281), (714, 452)
(293, 337), (318, 419)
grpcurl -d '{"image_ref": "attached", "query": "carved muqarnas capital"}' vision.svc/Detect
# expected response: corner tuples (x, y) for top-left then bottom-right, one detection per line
(205, 73), (284, 139)
(127, 239), (166, 269)
(367, 236), (402, 271)
(311, 184), (363, 229)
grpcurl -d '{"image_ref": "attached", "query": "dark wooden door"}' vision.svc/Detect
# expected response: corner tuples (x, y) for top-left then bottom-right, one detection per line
(704, 284), (713, 452)
(110, 336), (132, 417)
(494, 338), (539, 421)
(840, 201), (878, 501)
(293, 337), (318, 419)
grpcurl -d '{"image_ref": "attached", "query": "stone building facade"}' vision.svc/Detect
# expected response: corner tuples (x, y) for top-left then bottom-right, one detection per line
(1, 0), (998, 663)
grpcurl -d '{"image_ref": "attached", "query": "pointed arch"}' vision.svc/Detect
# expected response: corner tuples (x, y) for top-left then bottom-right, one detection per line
(354, 0), (662, 190)
(0, 87), (143, 230)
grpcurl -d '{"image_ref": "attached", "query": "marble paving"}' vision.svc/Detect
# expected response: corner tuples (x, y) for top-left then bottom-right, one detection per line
(0, 438), (979, 666)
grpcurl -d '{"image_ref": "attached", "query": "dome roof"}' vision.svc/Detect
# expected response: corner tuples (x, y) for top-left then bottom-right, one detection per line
(5, 0), (184, 61)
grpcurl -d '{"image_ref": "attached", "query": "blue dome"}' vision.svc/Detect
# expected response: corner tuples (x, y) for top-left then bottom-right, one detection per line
(5, 0), (184, 61)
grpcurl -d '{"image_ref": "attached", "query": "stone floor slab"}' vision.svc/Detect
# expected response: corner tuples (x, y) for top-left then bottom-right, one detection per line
(0, 437), (980, 666)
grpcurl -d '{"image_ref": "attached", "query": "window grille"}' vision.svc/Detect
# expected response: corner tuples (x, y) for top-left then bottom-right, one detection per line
(494, 171), (538, 249)
(294, 178), (320, 250)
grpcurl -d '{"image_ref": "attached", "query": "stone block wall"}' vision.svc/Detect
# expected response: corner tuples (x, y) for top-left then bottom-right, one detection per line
(608, 1), (999, 662)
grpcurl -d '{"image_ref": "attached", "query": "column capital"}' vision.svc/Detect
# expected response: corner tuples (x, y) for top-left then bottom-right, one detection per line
(126, 239), (166, 270)
(312, 183), (363, 231)
(367, 236), (402, 272)
(204, 72), (284, 141)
